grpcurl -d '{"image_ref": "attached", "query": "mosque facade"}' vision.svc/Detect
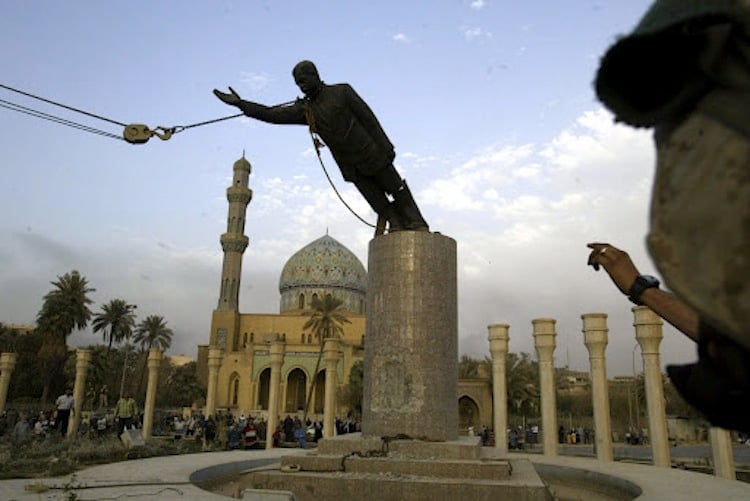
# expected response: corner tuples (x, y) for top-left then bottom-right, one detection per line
(197, 156), (491, 429)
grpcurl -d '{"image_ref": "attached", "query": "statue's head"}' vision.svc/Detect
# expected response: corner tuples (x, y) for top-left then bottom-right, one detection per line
(293, 60), (322, 97)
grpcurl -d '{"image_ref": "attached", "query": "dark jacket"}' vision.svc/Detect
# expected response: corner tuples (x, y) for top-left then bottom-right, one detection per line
(237, 83), (394, 182)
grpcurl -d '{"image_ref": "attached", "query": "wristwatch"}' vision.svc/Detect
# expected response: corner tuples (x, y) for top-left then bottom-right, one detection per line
(628, 275), (660, 305)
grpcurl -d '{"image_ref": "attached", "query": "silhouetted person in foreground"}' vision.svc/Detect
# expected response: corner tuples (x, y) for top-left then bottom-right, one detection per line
(592, 0), (750, 435)
(214, 60), (428, 233)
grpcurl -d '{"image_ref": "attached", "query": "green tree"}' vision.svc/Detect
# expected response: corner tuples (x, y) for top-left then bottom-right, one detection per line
(458, 354), (480, 379)
(92, 299), (137, 352)
(302, 294), (350, 421)
(340, 360), (364, 416)
(36, 270), (95, 402)
(132, 315), (174, 397)
(5, 328), (45, 401)
(133, 315), (173, 351)
(158, 361), (206, 408)
(506, 352), (539, 418)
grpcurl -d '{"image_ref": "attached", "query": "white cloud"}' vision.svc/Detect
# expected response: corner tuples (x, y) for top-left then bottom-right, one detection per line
(392, 33), (411, 43)
(470, 0), (487, 10)
(239, 71), (273, 92)
(460, 26), (492, 41)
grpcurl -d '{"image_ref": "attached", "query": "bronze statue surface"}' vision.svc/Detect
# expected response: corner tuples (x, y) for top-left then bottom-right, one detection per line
(214, 61), (428, 233)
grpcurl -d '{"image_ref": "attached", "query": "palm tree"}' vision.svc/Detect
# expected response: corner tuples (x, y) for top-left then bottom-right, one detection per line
(36, 270), (95, 402)
(92, 299), (137, 352)
(131, 315), (174, 397)
(506, 352), (540, 417)
(302, 294), (350, 421)
(133, 315), (173, 351)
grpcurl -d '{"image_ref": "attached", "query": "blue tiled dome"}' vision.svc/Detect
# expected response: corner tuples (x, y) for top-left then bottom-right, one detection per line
(278, 235), (367, 313)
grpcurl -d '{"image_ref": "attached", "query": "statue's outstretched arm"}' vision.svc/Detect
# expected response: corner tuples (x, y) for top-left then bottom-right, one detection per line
(213, 87), (306, 125)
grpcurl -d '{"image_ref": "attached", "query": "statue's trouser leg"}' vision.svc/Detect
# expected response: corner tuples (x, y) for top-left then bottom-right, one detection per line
(392, 179), (429, 231)
(354, 171), (404, 231)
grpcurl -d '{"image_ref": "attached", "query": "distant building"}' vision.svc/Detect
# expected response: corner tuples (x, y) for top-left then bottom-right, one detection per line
(4, 324), (35, 335)
(169, 355), (194, 367)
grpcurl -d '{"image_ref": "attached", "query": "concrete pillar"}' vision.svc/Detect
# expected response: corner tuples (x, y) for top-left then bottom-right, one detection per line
(0, 352), (19, 415)
(67, 349), (91, 438)
(582, 313), (614, 461)
(142, 348), (163, 440)
(533, 318), (558, 457)
(323, 337), (341, 438)
(205, 347), (223, 418)
(362, 232), (458, 441)
(633, 306), (671, 468)
(266, 339), (285, 450)
(709, 427), (736, 479)
(488, 324), (509, 453)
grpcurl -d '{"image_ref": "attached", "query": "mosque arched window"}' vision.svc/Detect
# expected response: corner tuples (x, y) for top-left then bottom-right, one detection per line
(250, 332), (255, 343)
(300, 333), (305, 343)
(308, 334), (312, 344)
(298, 293), (305, 310)
(243, 333), (248, 347)
(230, 374), (240, 406)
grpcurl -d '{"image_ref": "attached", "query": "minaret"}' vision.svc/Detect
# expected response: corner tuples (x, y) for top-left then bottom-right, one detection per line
(217, 154), (252, 311)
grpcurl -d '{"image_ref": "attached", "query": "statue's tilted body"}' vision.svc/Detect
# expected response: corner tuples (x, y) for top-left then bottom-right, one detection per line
(214, 60), (428, 232)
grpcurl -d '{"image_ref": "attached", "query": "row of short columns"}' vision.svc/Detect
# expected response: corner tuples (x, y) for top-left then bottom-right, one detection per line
(487, 306), (736, 479)
(0, 348), (164, 441)
(202, 336), (342, 449)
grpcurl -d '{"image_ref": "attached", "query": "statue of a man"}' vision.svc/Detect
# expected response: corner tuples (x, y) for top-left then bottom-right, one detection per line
(214, 60), (428, 232)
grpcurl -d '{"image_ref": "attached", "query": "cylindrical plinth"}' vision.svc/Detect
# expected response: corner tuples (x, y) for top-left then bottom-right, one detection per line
(142, 348), (163, 439)
(633, 306), (671, 468)
(68, 349), (91, 438)
(582, 313), (614, 462)
(0, 353), (18, 415)
(323, 337), (341, 438)
(488, 324), (509, 453)
(362, 232), (458, 441)
(533, 318), (558, 457)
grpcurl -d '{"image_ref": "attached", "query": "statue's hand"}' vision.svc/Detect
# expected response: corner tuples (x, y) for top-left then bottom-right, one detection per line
(213, 86), (242, 106)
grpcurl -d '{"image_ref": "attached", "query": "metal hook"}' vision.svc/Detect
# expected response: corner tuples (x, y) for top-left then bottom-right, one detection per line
(123, 124), (176, 144)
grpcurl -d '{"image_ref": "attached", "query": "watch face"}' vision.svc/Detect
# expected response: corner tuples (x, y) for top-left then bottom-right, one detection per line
(640, 275), (660, 287)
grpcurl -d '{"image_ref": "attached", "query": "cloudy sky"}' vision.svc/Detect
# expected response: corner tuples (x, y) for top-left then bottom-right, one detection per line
(0, 1), (691, 376)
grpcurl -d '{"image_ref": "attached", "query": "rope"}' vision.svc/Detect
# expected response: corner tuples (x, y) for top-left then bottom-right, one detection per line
(0, 99), (124, 141)
(302, 100), (376, 229)
(0, 83), (127, 127)
(172, 112), (244, 132)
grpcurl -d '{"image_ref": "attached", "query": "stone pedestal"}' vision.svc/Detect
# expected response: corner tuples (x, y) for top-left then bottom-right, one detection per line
(246, 434), (551, 501)
(488, 324), (509, 453)
(582, 313), (613, 461)
(362, 232), (457, 441)
(633, 306), (671, 468)
(0, 352), (18, 415)
(142, 348), (163, 439)
(68, 349), (91, 438)
(533, 319), (558, 457)
(323, 338), (341, 439)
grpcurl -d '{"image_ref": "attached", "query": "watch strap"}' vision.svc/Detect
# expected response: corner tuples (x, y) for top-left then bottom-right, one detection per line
(628, 275), (660, 305)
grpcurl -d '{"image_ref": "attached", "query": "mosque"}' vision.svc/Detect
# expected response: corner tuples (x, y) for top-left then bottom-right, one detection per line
(197, 156), (491, 429)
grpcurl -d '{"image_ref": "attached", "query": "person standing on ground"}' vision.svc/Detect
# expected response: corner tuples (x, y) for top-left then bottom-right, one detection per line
(114, 392), (138, 437)
(54, 388), (74, 437)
